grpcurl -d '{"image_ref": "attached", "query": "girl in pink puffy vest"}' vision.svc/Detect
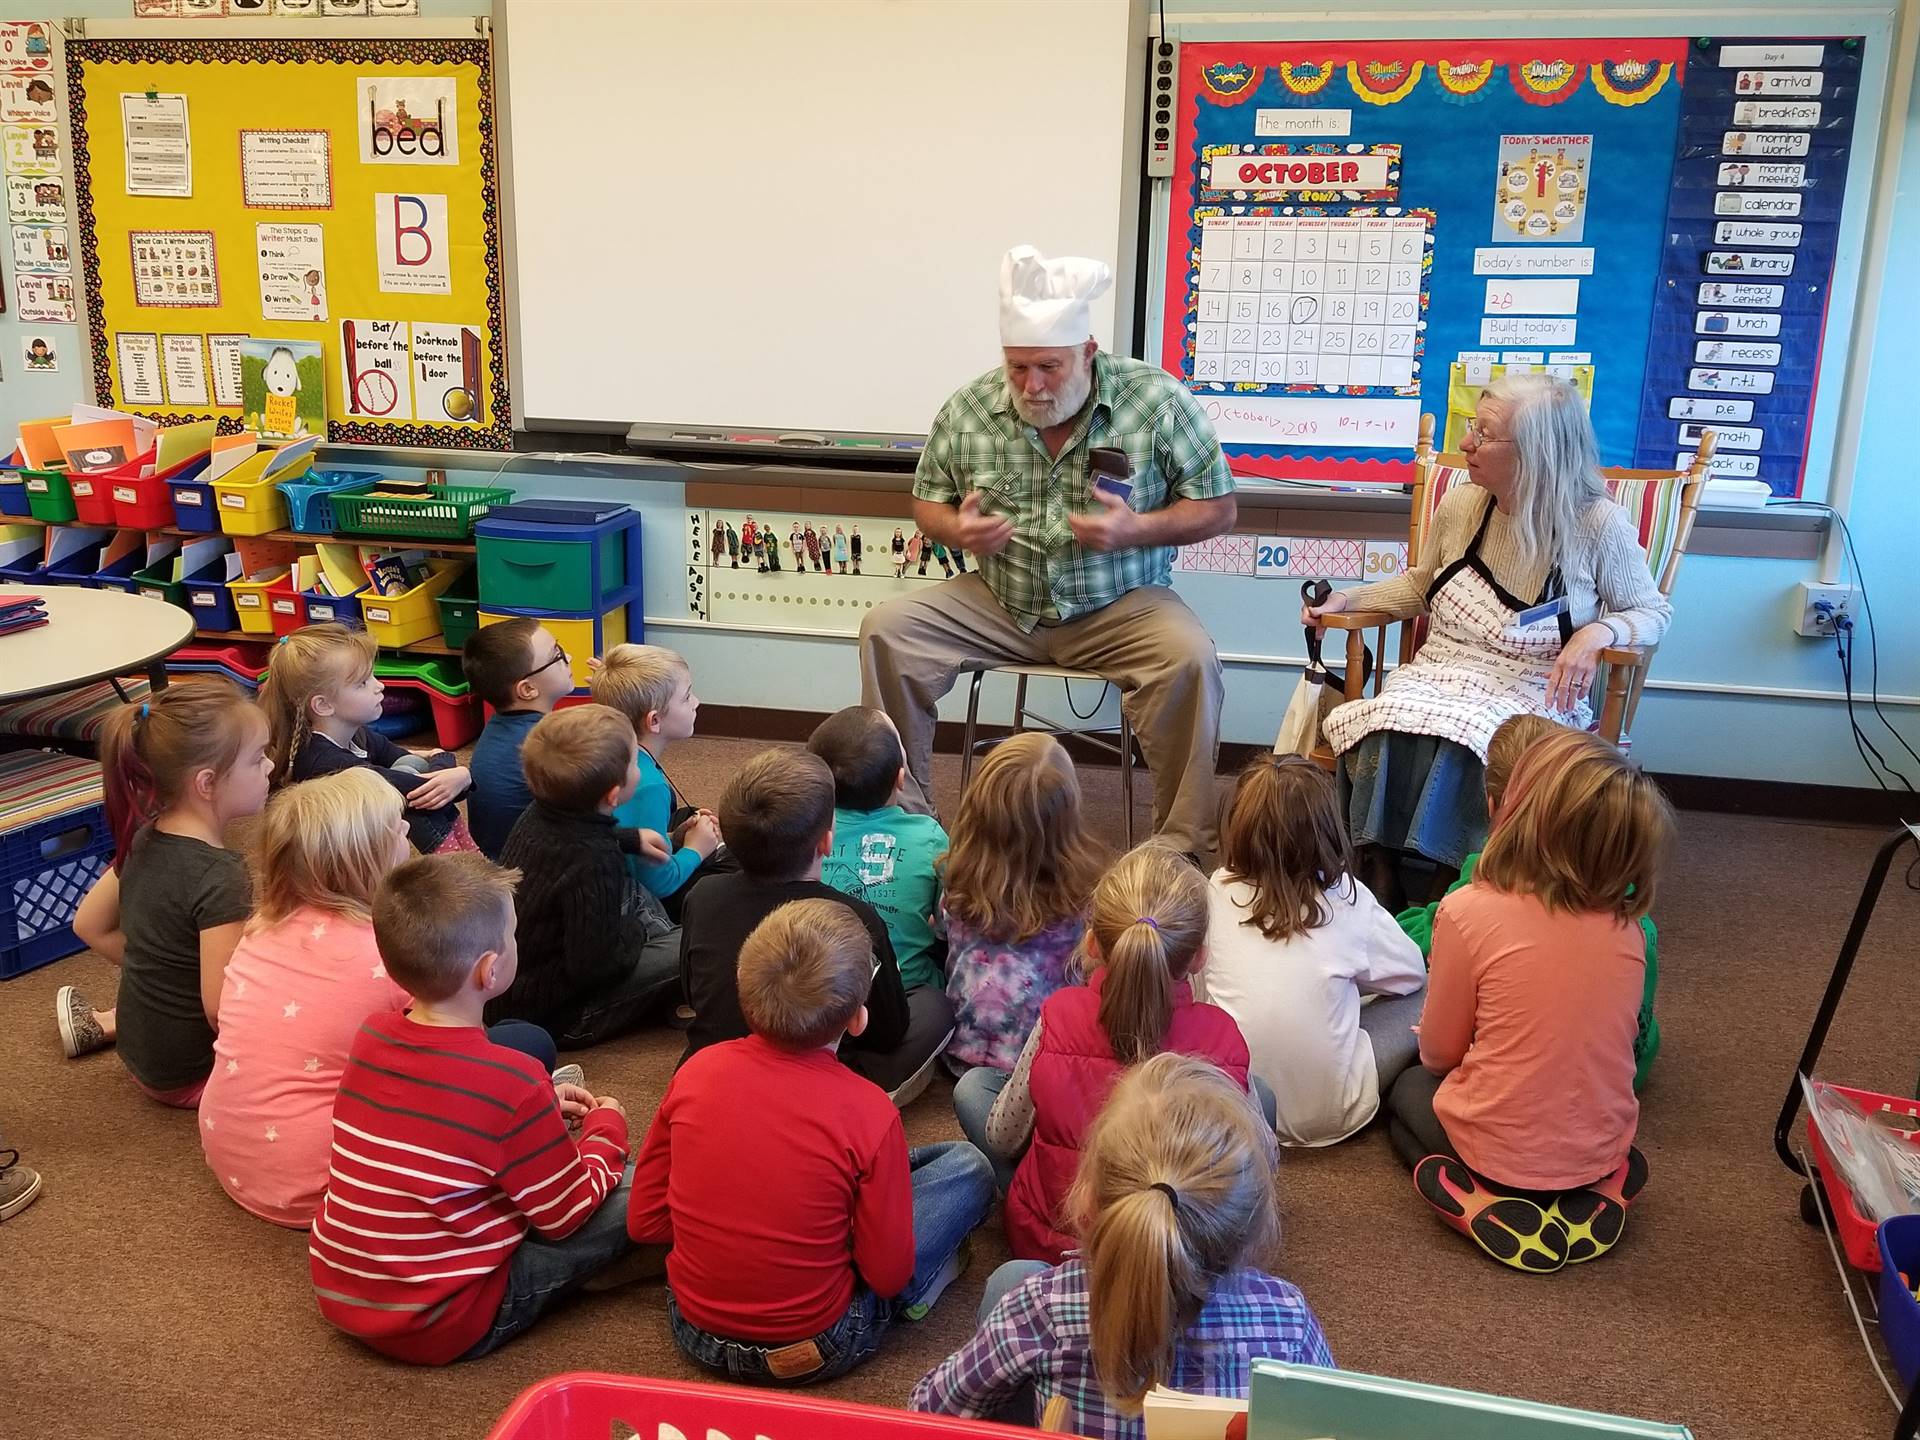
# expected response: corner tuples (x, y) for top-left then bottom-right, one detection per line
(952, 843), (1260, 1263)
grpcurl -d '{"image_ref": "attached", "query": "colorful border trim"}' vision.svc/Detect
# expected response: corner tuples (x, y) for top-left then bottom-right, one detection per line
(67, 37), (511, 450)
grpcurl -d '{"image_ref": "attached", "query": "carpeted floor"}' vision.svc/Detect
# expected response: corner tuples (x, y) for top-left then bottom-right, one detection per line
(3, 732), (1916, 1440)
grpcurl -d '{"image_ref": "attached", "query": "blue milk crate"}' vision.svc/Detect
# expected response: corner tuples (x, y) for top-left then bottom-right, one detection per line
(279, 469), (383, 534)
(0, 752), (112, 979)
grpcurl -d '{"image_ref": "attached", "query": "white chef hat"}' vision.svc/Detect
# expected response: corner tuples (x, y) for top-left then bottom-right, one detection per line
(998, 244), (1112, 347)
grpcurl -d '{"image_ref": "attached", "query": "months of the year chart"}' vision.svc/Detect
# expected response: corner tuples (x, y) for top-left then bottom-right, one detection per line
(1193, 214), (1426, 388)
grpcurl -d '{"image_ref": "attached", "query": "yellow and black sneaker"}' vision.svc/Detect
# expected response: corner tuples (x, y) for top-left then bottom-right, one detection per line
(1549, 1147), (1649, 1265)
(1414, 1154), (1569, 1274)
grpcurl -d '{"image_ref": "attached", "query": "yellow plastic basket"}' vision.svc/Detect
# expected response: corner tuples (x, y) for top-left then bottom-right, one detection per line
(214, 450), (291, 537)
(228, 566), (293, 635)
(361, 559), (470, 649)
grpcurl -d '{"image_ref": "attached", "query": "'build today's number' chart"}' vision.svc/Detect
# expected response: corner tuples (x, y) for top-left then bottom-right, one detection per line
(1161, 36), (1863, 495)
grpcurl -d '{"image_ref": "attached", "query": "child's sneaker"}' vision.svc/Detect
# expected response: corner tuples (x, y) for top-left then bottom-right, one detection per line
(1549, 1147), (1649, 1264)
(1414, 1154), (1568, 1274)
(900, 1241), (971, 1321)
(550, 1063), (586, 1091)
(56, 986), (110, 1059)
(0, 1148), (42, 1222)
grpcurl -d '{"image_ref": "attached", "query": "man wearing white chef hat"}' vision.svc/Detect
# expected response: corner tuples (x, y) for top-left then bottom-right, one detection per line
(860, 245), (1238, 860)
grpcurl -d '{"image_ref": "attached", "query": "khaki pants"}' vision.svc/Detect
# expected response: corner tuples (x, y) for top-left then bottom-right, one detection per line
(858, 573), (1224, 859)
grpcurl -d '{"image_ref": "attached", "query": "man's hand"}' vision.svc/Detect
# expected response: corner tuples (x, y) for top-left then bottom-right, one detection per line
(1067, 487), (1140, 553)
(406, 765), (470, 810)
(950, 491), (1015, 557)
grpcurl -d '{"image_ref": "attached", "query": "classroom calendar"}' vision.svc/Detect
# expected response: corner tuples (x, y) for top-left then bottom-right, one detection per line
(1193, 214), (1426, 389)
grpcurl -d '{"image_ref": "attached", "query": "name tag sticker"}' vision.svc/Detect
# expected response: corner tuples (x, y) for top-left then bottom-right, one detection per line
(1514, 596), (1570, 628)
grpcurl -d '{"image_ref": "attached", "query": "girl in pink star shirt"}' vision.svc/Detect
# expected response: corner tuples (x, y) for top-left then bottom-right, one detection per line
(198, 769), (416, 1226)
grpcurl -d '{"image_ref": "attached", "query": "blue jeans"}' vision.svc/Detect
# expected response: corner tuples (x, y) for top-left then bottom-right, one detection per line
(668, 1141), (994, 1385)
(486, 1021), (557, 1072)
(953, 1066), (1021, 1193)
(458, 1162), (636, 1360)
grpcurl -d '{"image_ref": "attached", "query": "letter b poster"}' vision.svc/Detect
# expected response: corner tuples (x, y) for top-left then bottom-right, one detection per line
(374, 191), (449, 293)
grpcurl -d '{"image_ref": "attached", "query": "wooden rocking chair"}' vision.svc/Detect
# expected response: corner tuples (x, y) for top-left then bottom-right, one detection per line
(1309, 414), (1714, 769)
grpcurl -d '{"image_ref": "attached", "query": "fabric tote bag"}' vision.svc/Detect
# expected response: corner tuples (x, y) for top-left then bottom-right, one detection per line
(1275, 581), (1372, 756)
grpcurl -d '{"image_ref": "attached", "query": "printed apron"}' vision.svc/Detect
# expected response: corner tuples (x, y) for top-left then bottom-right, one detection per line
(1324, 498), (1586, 762)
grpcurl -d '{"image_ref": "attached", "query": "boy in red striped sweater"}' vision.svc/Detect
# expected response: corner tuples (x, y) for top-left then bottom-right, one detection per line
(309, 853), (635, 1364)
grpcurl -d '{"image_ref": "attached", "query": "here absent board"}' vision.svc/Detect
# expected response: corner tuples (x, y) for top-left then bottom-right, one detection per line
(1631, 37), (1864, 495)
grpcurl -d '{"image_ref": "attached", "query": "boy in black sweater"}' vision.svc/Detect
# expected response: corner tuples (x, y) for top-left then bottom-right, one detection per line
(487, 704), (679, 1048)
(680, 749), (954, 1105)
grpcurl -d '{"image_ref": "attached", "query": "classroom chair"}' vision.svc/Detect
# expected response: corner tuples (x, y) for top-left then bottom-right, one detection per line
(960, 663), (1135, 846)
(1310, 412), (1714, 769)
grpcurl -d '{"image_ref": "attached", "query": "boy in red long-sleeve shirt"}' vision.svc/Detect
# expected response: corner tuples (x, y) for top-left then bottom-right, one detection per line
(630, 898), (993, 1385)
(309, 853), (635, 1364)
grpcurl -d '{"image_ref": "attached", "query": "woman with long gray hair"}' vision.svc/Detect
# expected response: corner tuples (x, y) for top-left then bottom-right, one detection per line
(1303, 372), (1670, 902)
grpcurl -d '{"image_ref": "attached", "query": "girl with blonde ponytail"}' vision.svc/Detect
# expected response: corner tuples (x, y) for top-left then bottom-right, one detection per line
(950, 843), (1264, 1265)
(913, 1054), (1332, 1436)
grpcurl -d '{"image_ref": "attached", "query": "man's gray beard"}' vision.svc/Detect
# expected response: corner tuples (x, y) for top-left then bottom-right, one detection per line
(1009, 363), (1093, 429)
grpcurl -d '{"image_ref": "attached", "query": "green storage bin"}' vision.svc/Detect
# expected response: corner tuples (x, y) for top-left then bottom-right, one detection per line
(474, 507), (639, 612)
(437, 574), (481, 651)
(329, 481), (515, 541)
(132, 557), (189, 610)
(22, 466), (76, 524)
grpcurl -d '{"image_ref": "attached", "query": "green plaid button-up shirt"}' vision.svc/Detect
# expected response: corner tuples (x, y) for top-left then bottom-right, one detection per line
(912, 352), (1234, 630)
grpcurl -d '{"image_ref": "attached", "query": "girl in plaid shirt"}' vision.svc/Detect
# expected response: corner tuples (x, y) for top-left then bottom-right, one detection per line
(910, 1053), (1332, 1438)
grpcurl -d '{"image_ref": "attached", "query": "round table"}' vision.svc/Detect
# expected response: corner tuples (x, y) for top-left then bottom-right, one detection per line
(0, 581), (196, 703)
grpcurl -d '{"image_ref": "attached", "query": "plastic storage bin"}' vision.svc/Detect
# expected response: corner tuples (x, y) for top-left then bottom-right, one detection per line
(301, 584), (366, 630)
(476, 504), (639, 613)
(360, 560), (470, 649)
(43, 531), (111, 589)
(228, 565), (292, 636)
(0, 528), (45, 582)
(279, 468), (382, 534)
(214, 469), (292, 537)
(477, 588), (636, 689)
(180, 551), (241, 632)
(22, 466), (76, 524)
(436, 570), (481, 650)
(0, 750), (112, 980)
(1807, 1082), (1920, 1272)
(374, 659), (480, 749)
(130, 543), (187, 610)
(66, 471), (119, 526)
(486, 1373), (1036, 1440)
(111, 454), (211, 530)
(330, 480), (515, 541)
(0, 468), (29, 517)
(170, 473), (219, 532)
(1877, 1216), (1920, 1389)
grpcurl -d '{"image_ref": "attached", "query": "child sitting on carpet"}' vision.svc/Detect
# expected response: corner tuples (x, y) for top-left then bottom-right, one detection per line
(63, 681), (272, 1111)
(912, 1053), (1333, 1437)
(462, 618), (576, 858)
(261, 623), (473, 853)
(1384, 728), (1672, 1273)
(808, 704), (949, 990)
(941, 734), (1105, 1074)
(677, 748), (951, 1102)
(1195, 755), (1426, 1147)
(199, 769), (413, 1226)
(310, 853), (632, 1364)
(630, 899), (993, 1385)
(1397, 711), (1662, 1091)
(955, 843), (1254, 1262)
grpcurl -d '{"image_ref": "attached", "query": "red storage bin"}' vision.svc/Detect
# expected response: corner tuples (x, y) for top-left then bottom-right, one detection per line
(487, 1373), (1038, 1440)
(1806, 1082), (1920, 1272)
(110, 453), (212, 530)
(265, 571), (308, 638)
(378, 676), (481, 749)
(65, 471), (119, 526)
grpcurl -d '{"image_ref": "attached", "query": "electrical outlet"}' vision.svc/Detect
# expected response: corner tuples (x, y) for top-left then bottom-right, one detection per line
(1794, 580), (1855, 637)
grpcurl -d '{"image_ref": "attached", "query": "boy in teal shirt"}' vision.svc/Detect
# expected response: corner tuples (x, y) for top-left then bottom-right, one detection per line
(591, 644), (722, 904)
(1394, 713), (1660, 1092)
(807, 705), (948, 991)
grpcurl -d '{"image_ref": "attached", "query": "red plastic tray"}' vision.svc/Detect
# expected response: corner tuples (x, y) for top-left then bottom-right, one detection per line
(487, 1373), (1042, 1440)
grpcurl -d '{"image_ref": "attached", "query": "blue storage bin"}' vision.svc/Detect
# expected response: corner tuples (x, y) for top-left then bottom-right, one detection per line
(44, 532), (112, 589)
(0, 752), (112, 980)
(475, 505), (640, 613)
(1878, 1217), (1920, 1389)
(181, 557), (240, 631)
(301, 585), (367, 629)
(169, 475), (219, 533)
(0, 468), (29, 517)
(279, 469), (383, 534)
(0, 532), (45, 582)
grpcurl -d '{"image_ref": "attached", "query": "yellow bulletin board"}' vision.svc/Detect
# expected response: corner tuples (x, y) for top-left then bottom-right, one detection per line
(66, 37), (509, 449)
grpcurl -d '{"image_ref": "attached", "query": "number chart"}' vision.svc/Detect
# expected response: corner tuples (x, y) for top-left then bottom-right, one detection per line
(1193, 214), (1428, 389)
